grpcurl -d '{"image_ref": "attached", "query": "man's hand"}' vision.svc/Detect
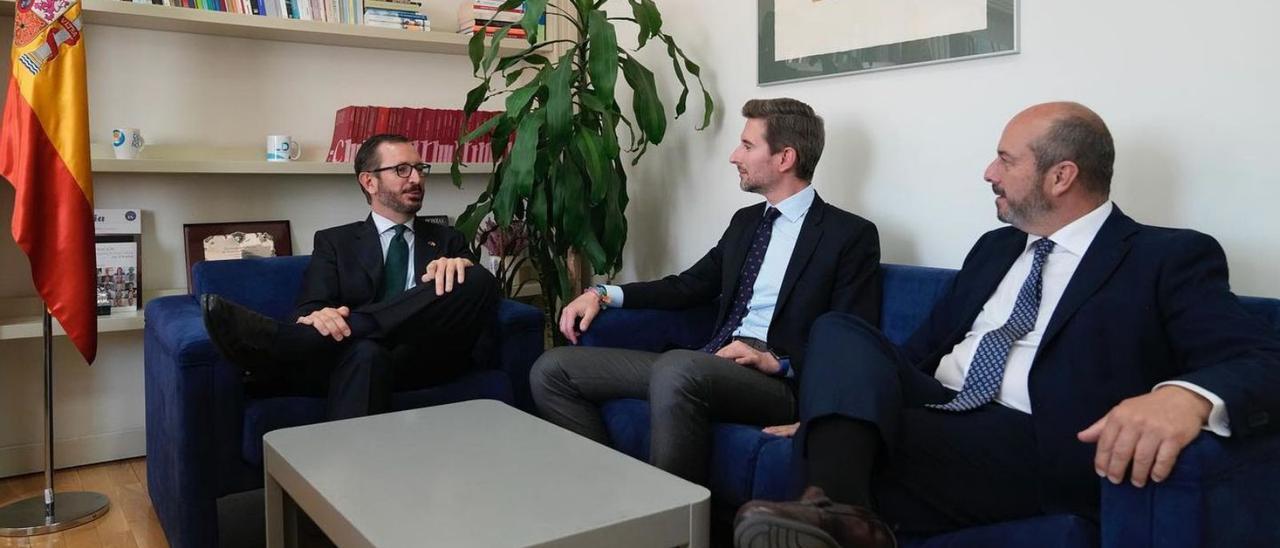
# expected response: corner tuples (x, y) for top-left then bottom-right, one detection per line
(1077, 385), (1212, 488)
(296, 306), (352, 341)
(558, 290), (604, 345)
(716, 340), (781, 375)
(763, 422), (799, 438)
(421, 257), (473, 296)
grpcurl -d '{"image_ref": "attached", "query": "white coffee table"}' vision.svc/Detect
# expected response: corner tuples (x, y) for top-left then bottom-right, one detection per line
(263, 399), (710, 547)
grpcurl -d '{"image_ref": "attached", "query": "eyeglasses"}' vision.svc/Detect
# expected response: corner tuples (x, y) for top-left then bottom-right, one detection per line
(365, 162), (432, 179)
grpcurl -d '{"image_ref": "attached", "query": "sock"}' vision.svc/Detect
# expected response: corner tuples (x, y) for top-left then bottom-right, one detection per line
(805, 416), (880, 506)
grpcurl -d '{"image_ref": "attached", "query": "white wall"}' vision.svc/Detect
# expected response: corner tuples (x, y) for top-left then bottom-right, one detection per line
(0, 16), (493, 475)
(618, 0), (1280, 298)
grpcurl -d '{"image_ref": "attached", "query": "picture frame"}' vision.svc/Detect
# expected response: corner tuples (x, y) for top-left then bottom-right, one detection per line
(182, 220), (293, 291)
(758, 0), (1019, 86)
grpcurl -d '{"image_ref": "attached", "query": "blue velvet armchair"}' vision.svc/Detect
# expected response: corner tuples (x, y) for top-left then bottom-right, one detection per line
(143, 256), (545, 548)
(582, 264), (1280, 548)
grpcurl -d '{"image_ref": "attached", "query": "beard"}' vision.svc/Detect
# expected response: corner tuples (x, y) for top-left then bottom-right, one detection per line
(996, 180), (1052, 227)
(375, 187), (423, 215)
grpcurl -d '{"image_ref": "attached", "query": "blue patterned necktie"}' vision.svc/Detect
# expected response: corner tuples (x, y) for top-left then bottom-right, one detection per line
(377, 225), (409, 303)
(929, 238), (1056, 412)
(702, 207), (783, 353)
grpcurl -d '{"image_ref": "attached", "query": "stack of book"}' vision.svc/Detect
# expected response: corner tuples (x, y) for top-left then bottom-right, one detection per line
(364, 0), (428, 31)
(326, 106), (504, 164)
(458, 0), (527, 39)
(119, 0), (366, 25)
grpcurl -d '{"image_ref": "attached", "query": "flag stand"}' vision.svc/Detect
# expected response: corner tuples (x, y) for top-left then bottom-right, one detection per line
(0, 307), (109, 537)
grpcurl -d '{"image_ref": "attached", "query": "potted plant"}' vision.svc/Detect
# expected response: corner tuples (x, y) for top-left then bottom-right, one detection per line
(451, 0), (713, 323)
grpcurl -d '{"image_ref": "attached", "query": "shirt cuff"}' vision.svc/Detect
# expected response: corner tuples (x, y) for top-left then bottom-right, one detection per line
(777, 357), (794, 379)
(602, 284), (625, 308)
(1154, 381), (1231, 437)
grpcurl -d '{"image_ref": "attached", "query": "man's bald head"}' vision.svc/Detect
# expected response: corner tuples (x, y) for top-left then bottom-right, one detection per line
(1013, 102), (1115, 196)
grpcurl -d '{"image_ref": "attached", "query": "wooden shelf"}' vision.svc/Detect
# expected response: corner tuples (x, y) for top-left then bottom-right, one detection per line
(0, 289), (184, 341)
(87, 145), (494, 175)
(0, 0), (525, 55)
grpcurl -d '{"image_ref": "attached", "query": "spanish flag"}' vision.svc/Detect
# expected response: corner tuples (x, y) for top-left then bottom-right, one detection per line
(1, 0), (96, 363)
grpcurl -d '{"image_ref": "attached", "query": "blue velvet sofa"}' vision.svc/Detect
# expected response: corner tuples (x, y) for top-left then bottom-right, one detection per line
(582, 264), (1280, 548)
(143, 256), (545, 548)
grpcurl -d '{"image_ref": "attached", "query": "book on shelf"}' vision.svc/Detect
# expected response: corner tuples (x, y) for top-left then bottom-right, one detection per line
(94, 209), (143, 316)
(326, 106), (504, 165)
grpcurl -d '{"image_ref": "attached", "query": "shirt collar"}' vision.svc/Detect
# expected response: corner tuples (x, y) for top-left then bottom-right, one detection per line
(371, 211), (413, 236)
(1027, 200), (1113, 257)
(767, 185), (816, 223)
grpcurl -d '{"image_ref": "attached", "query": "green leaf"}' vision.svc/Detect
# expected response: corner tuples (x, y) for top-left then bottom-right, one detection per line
(482, 26), (513, 73)
(620, 54), (666, 145)
(455, 194), (493, 250)
(468, 29), (486, 75)
(520, 0), (548, 43)
(661, 35), (689, 118)
(558, 162), (586, 239)
(626, 0), (656, 48)
(498, 110), (545, 224)
(503, 67), (528, 87)
(552, 254), (573, 307)
(572, 128), (608, 204)
(529, 176), (549, 231)
(463, 78), (490, 115)
(545, 49), (576, 150)
(497, 42), (556, 72)
(504, 71), (544, 119)
(586, 10), (618, 103)
(576, 225), (607, 273)
(460, 113), (504, 145)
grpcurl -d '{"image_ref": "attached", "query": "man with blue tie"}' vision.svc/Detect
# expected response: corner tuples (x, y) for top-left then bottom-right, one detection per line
(529, 98), (883, 485)
(734, 103), (1280, 548)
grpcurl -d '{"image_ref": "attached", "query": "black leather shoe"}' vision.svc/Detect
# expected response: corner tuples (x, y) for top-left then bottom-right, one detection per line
(734, 487), (896, 548)
(201, 294), (281, 381)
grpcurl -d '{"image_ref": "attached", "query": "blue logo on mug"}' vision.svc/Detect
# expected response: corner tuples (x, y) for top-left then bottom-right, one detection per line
(112, 130), (126, 147)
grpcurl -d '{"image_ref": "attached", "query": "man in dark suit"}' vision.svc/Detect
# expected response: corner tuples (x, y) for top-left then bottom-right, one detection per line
(529, 98), (882, 485)
(733, 102), (1280, 548)
(202, 134), (499, 420)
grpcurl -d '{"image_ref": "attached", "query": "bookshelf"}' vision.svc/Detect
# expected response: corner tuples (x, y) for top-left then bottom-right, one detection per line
(88, 145), (494, 175)
(0, 0), (525, 55)
(0, 289), (184, 341)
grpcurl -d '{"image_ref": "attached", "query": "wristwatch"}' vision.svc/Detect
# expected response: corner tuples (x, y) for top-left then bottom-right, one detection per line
(590, 284), (612, 309)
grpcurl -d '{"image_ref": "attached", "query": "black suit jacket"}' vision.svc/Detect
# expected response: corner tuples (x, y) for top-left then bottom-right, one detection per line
(900, 206), (1280, 515)
(620, 193), (881, 378)
(294, 215), (475, 318)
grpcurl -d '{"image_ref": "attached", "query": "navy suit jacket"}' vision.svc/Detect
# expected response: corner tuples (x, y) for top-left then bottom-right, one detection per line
(294, 215), (475, 319)
(900, 206), (1280, 515)
(620, 193), (881, 378)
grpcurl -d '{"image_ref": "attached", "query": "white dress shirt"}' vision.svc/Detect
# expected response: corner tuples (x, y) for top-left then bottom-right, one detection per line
(370, 211), (416, 292)
(932, 201), (1230, 435)
(602, 186), (816, 343)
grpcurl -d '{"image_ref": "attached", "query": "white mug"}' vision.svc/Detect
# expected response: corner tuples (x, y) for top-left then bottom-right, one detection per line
(111, 128), (145, 159)
(266, 135), (301, 162)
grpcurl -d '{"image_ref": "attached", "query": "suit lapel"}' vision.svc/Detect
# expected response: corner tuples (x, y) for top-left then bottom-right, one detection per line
(1037, 207), (1138, 352)
(773, 195), (826, 315)
(412, 217), (443, 286)
(948, 230), (1028, 346)
(720, 203), (767, 322)
(357, 214), (384, 288)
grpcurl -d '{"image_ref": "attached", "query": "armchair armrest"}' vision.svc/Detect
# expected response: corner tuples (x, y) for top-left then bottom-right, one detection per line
(488, 299), (546, 412)
(579, 305), (718, 352)
(1101, 432), (1280, 548)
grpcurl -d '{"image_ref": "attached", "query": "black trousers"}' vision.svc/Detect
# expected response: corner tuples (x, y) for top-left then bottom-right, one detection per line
(798, 312), (1051, 536)
(264, 265), (499, 420)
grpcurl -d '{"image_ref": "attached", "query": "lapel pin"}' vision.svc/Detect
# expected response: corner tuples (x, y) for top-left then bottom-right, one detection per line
(427, 241), (437, 247)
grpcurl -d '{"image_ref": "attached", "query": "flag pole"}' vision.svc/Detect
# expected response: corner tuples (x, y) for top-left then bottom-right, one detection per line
(0, 306), (109, 537)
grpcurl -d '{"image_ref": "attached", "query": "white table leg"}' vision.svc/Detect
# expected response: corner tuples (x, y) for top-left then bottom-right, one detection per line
(688, 498), (710, 548)
(265, 471), (299, 548)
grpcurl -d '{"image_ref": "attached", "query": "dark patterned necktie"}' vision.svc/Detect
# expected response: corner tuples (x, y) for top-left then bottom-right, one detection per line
(377, 225), (409, 303)
(929, 238), (1055, 411)
(701, 207), (783, 353)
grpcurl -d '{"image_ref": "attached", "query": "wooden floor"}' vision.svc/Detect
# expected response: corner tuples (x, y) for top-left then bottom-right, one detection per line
(0, 458), (167, 548)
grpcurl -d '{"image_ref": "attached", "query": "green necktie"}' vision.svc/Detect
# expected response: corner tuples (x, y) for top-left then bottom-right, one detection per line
(378, 224), (409, 302)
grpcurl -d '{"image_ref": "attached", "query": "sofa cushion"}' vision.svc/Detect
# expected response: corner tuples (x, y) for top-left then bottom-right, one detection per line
(240, 370), (513, 466)
(192, 256), (310, 322)
(880, 264), (957, 345)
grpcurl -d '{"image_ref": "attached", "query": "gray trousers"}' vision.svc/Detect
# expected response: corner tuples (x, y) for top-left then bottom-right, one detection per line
(530, 346), (797, 484)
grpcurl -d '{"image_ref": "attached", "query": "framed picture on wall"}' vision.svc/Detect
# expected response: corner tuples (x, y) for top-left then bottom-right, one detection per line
(182, 220), (293, 292)
(758, 0), (1019, 85)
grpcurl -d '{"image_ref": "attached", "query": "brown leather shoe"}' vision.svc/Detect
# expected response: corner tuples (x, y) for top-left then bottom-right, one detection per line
(734, 487), (896, 548)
